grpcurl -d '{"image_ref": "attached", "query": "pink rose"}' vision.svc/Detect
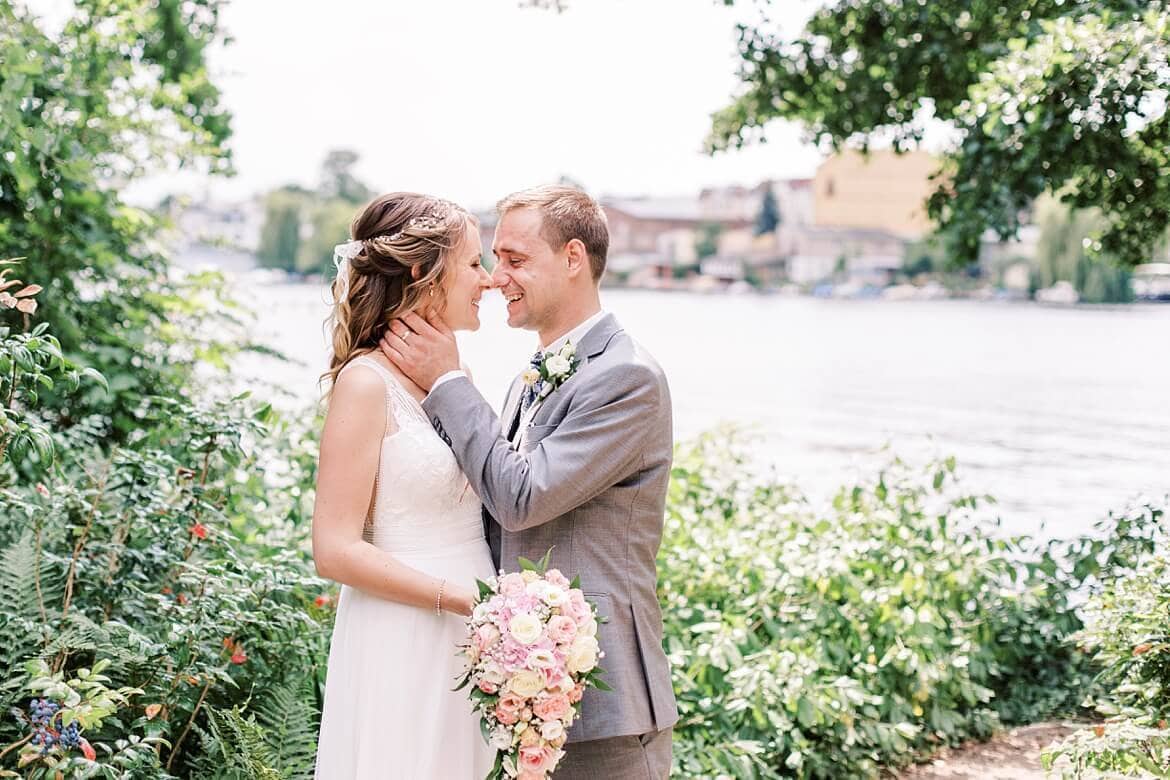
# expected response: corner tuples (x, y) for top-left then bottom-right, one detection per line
(519, 745), (553, 774)
(499, 692), (526, 710)
(533, 694), (571, 722)
(545, 569), (570, 588)
(546, 615), (577, 644)
(494, 704), (520, 725)
(478, 680), (499, 694)
(499, 573), (526, 598)
(567, 682), (585, 704)
(475, 624), (501, 652)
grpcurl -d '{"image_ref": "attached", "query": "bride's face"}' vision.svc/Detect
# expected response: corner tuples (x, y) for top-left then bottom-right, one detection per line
(437, 220), (492, 331)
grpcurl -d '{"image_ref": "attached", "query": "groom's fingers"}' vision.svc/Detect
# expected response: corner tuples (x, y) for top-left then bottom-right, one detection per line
(387, 319), (414, 341)
(400, 311), (442, 339)
(379, 329), (408, 361)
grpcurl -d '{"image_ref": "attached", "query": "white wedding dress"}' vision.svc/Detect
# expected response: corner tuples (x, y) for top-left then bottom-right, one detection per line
(315, 356), (496, 778)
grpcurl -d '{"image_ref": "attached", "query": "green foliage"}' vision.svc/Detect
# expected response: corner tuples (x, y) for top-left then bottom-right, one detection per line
(256, 151), (374, 275)
(0, 306), (329, 777)
(695, 222), (723, 260)
(711, 1), (1169, 267)
(257, 189), (308, 272)
(661, 433), (1095, 778)
(0, 0), (243, 438)
(296, 199), (361, 276)
(1032, 197), (1133, 303)
(1043, 505), (1170, 777)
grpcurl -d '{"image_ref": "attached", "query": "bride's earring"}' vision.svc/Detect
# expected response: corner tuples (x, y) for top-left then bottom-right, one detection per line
(429, 284), (435, 298)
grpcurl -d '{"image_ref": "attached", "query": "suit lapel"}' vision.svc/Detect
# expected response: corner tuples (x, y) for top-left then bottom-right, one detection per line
(528, 314), (624, 428)
(501, 375), (524, 440)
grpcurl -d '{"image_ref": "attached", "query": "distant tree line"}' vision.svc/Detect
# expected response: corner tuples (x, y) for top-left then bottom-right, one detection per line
(256, 149), (373, 275)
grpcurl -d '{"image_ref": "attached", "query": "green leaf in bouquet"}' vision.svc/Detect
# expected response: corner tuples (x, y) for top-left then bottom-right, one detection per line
(517, 556), (537, 572)
(570, 575), (580, 589)
(477, 579), (495, 600)
(537, 547), (553, 571)
(479, 714), (492, 746)
(589, 668), (612, 692)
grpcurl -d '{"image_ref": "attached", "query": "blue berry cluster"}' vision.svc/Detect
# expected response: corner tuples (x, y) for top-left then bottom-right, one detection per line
(26, 698), (82, 754)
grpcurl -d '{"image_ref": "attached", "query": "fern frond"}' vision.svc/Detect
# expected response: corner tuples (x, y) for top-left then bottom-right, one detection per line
(0, 530), (60, 671)
(190, 704), (283, 780)
(250, 674), (320, 780)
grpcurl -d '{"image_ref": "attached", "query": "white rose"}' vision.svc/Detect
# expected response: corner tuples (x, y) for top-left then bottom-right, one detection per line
(490, 726), (514, 750)
(567, 636), (600, 674)
(472, 602), (492, 622)
(540, 720), (565, 741)
(560, 342), (576, 358)
(521, 368), (541, 386)
(526, 648), (557, 670)
(521, 570), (539, 584)
(525, 580), (551, 600)
(545, 355), (571, 377)
(542, 587), (568, 608)
(578, 617), (597, 638)
(509, 669), (545, 697)
(508, 613), (543, 645)
(483, 661), (507, 685)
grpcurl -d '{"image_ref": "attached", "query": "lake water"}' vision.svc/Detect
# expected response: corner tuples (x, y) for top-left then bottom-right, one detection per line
(201, 251), (1170, 540)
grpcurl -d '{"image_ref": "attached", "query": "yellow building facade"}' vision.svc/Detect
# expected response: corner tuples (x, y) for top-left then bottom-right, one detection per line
(813, 149), (939, 238)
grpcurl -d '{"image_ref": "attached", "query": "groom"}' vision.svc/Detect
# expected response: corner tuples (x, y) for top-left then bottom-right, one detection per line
(381, 185), (677, 778)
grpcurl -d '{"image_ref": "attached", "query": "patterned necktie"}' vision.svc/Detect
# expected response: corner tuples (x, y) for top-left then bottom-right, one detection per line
(519, 350), (544, 414)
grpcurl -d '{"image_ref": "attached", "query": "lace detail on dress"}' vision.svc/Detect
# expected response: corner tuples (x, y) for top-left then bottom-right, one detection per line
(340, 355), (480, 552)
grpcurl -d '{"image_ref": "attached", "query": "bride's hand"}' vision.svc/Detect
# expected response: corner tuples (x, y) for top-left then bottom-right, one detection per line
(444, 586), (476, 617)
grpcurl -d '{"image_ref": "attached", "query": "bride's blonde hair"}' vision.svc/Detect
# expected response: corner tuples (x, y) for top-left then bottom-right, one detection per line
(322, 192), (474, 397)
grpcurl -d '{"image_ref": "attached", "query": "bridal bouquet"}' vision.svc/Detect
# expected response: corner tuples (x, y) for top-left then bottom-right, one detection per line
(458, 553), (609, 780)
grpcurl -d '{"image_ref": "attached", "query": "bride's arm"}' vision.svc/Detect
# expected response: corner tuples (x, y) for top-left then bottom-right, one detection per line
(311, 366), (475, 616)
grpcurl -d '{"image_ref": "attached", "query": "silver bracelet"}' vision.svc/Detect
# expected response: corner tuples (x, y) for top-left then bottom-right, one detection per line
(435, 579), (446, 616)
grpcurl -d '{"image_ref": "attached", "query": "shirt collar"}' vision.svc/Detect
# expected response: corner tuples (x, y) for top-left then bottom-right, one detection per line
(540, 310), (608, 356)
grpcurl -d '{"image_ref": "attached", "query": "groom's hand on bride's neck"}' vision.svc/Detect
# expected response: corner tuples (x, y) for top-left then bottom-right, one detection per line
(380, 312), (460, 392)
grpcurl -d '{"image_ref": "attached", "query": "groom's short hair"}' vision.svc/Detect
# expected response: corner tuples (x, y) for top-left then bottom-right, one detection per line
(497, 185), (609, 281)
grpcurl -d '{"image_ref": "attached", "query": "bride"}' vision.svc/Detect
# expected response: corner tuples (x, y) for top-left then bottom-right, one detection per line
(312, 192), (496, 777)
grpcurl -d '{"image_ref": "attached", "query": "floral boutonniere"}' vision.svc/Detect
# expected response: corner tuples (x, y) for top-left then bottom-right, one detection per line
(522, 341), (581, 406)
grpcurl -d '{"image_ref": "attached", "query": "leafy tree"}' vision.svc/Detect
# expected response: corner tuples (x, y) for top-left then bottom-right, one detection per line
(296, 199), (358, 276)
(319, 149), (372, 205)
(694, 222), (723, 260)
(710, 1), (1169, 267)
(257, 188), (309, 271)
(754, 185), (781, 235)
(0, 0), (236, 437)
(257, 152), (374, 275)
(1033, 196), (1132, 303)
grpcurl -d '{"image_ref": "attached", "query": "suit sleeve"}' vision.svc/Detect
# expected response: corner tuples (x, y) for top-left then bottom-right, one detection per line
(421, 366), (661, 533)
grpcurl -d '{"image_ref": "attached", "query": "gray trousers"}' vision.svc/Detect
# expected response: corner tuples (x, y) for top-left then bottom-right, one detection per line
(553, 728), (672, 779)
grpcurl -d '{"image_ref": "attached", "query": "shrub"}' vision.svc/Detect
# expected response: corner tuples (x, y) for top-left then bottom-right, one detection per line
(1043, 504), (1170, 777)
(0, 286), (328, 778)
(662, 432), (1093, 779)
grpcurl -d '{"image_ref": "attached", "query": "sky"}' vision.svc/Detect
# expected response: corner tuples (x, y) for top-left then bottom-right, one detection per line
(144, 0), (827, 210)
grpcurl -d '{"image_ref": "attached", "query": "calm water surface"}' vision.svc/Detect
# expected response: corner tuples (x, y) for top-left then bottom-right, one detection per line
(218, 257), (1169, 540)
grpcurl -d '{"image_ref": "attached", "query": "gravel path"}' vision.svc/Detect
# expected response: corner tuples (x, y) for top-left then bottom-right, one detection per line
(896, 722), (1082, 779)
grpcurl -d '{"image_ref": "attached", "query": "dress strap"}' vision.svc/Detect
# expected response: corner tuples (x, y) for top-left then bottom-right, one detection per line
(347, 355), (430, 430)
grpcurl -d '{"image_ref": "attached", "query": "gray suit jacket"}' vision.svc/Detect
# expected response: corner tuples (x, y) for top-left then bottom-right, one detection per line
(422, 314), (678, 743)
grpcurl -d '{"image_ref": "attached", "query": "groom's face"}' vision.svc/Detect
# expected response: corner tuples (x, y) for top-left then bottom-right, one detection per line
(491, 208), (567, 332)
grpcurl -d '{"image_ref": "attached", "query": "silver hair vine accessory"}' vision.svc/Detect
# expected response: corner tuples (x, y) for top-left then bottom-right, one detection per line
(331, 239), (364, 301)
(385, 202), (458, 241)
